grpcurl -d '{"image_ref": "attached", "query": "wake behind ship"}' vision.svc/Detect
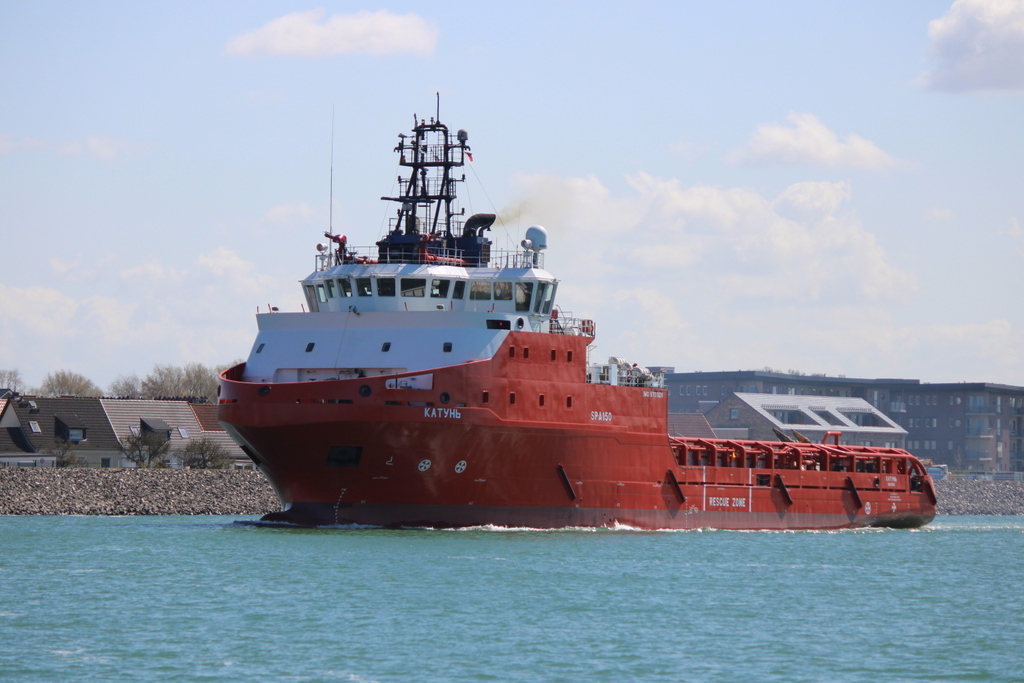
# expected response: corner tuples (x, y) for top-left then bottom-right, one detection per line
(218, 111), (937, 530)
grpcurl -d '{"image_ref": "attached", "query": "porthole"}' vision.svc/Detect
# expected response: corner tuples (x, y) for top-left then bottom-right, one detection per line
(258, 386), (271, 396)
(359, 385), (372, 397)
(440, 392), (451, 404)
(443, 342), (453, 353)
(516, 317), (525, 330)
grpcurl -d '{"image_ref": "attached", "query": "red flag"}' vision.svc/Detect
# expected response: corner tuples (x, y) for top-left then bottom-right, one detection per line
(466, 151), (473, 162)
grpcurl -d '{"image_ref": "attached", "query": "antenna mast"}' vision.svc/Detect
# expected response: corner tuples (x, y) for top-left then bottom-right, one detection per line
(329, 106), (335, 236)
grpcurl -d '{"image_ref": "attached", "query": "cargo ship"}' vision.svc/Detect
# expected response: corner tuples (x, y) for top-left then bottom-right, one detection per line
(218, 112), (937, 530)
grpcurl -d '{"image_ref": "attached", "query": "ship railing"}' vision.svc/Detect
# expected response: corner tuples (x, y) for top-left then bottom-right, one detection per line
(586, 363), (666, 389)
(316, 244), (543, 270)
(546, 315), (596, 338)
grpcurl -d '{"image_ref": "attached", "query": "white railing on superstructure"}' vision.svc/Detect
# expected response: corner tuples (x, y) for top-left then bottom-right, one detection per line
(316, 246), (544, 271)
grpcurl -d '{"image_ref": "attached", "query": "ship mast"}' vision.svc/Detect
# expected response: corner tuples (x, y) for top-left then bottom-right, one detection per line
(377, 109), (493, 266)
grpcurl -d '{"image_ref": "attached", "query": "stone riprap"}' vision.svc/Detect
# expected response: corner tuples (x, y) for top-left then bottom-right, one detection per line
(934, 479), (1024, 516)
(0, 468), (280, 516)
(1, 469), (1022, 517)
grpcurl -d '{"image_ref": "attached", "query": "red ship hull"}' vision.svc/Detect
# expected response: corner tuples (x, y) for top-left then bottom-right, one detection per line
(218, 331), (936, 530)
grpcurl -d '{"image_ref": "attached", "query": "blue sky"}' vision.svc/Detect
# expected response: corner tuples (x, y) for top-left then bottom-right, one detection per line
(2, 1), (1023, 390)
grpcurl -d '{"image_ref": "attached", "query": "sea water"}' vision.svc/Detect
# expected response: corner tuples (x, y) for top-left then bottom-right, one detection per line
(0, 516), (1021, 682)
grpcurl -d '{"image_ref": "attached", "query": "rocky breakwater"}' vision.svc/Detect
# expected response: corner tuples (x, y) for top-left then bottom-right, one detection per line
(0, 468), (280, 516)
(934, 479), (1024, 516)
(2, 469), (1022, 517)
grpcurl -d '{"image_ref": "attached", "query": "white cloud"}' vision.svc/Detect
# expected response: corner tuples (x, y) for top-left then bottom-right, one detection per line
(225, 9), (437, 58)
(729, 113), (899, 169)
(502, 172), (983, 378)
(266, 202), (313, 223)
(921, 0), (1024, 92)
(1, 249), (298, 389)
(0, 133), (137, 161)
(928, 208), (954, 220)
(1001, 216), (1023, 257)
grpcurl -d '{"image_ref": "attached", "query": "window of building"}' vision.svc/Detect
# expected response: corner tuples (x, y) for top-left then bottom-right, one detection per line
(68, 428), (85, 442)
(730, 409), (739, 420)
(130, 425), (140, 436)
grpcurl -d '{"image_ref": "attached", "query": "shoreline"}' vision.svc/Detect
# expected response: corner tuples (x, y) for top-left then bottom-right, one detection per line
(1, 469), (1022, 517)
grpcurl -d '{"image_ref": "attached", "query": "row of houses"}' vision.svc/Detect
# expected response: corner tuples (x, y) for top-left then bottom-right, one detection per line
(0, 392), (249, 468)
(661, 370), (1024, 472)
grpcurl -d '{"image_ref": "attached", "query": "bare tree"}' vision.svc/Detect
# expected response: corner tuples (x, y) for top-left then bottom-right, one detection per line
(139, 362), (233, 403)
(108, 373), (143, 398)
(37, 370), (102, 397)
(48, 438), (88, 467)
(141, 364), (186, 398)
(0, 368), (26, 393)
(120, 432), (172, 468)
(182, 363), (218, 403)
(177, 437), (232, 469)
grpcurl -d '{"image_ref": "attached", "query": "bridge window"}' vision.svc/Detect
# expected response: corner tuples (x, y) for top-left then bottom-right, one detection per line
(534, 282), (556, 313)
(325, 280), (336, 298)
(377, 278), (395, 296)
(401, 278), (426, 297)
(430, 279), (450, 297)
(470, 281), (491, 300)
(337, 278), (353, 297)
(515, 282), (533, 312)
(493, 282), (513, 301)
(355, 278), (372, 296)
(316, 285), (327, 303)
(304, 285), (319, 312)
(452, 281), (466, 299)
(534, 283), (548, 313)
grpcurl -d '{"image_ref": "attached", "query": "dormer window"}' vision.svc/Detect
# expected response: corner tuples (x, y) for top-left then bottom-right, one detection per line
(68, 428), (85, 443)
(140, 418), (172, 441)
